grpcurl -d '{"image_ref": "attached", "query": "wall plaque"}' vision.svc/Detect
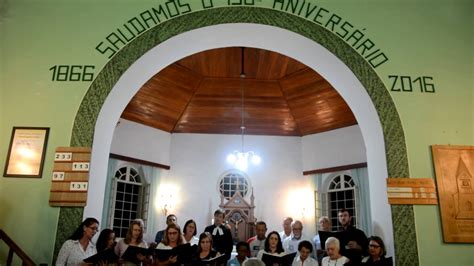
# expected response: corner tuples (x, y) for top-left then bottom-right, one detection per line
(432, 145), (474, 243)
(49, 147), (91, 207)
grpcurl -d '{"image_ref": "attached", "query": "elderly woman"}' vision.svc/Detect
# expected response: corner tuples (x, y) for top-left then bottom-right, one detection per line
(321, 237), (349, 266)
(56, 217), (99, 265)
(256, 231), (286, 260)
(361, 236), (392, 266)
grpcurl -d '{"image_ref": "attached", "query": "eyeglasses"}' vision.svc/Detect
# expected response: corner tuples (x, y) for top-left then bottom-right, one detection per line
(369, 244), (380, 248)
(88, 226), (99, 232)
(168, 231), (178, 235)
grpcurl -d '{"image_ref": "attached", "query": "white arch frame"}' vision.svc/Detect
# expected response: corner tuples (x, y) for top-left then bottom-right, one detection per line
(84, 23), (393, 256)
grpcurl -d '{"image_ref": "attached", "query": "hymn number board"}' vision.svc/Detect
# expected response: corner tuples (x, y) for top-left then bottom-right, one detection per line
(49, 147), (91, 207)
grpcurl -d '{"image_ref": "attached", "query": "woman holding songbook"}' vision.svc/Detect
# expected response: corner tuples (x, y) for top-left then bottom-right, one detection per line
(115, 219), (150, 264)
(321, 237), (349, 266)
(193, 232), (222, 262)
(360, 236), (392, 266)
(183, 219), (199, 246)
(56, 217), (99, 265)
(96, 228), (116, 252)
(256, 231), (286, 260)
(155, 223), (185, 265)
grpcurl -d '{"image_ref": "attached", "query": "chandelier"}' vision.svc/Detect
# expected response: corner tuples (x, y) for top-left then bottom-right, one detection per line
(226, 48), (261, 171)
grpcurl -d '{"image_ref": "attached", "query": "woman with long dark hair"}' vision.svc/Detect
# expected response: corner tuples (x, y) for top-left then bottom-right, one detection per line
(256, 231), (286, 260)
(56, 217), (99, 265)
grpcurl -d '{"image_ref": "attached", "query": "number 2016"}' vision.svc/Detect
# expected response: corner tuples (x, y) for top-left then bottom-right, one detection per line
(388, 75), (435, 93)
(49, 65), (95, 81)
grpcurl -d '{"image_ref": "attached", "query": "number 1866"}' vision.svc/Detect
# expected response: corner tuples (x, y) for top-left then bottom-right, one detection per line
(49, 65), (95, 81)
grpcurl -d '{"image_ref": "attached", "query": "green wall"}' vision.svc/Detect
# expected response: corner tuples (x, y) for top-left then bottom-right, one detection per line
(0, 0), (472, 265)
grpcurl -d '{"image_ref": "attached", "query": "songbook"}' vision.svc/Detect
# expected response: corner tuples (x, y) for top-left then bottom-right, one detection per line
(261, 252), (297, 266)
(192, 253), (226, 265)
(83, 248), (118, 264)
(121, 245), (153, 264)
(154, 243), (197, 263)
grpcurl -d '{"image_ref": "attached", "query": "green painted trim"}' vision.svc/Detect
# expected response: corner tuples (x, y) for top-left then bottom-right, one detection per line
(60, 7), (416, 265)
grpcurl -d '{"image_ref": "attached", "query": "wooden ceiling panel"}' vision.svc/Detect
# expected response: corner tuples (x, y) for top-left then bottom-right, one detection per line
(121, 47), (357, 136)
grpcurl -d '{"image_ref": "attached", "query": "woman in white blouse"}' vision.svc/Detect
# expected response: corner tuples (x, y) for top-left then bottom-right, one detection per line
(256, 231), (286, 260)
(56, 217), (99, 266)
(182, 219), (199, 246)
(321, 237), (349, 266)
(115, 219), (150, 263)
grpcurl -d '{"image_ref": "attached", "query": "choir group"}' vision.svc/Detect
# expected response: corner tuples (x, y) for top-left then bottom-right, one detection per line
(56, 209), (392, 266)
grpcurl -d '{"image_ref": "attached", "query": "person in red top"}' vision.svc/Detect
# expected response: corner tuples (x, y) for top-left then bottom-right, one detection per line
(247, 221), (267, 257)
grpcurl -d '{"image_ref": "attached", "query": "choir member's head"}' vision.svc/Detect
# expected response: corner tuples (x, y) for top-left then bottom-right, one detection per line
(337, 208), (353, 228)
(96, 228), (116, 252)
(282, 217), (293, 236)
(318, 216), (332, 231)
(325, 237), (342, 260)
(264, 231), (284, 254)
(163, 223), (184, 246)
(166, 214), (178, 226)
(291, 220), (303, 239)
(298, 240), (313, 262)
(183, 219), (197, 237)
(125, 219), (144, 244)
(70, 217), (99, 241)
(236, 241), (250, 259)
(198, 232), (213, 253)
(213, 209), (225, 226)
(255, 221), (267, 240)
(368, 236), (386, 259)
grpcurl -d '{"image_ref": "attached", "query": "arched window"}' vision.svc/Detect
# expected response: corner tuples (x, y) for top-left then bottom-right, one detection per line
(109, 166), (150, 237)
(328, 174), (357, 231)
(218, 171), (250, 199)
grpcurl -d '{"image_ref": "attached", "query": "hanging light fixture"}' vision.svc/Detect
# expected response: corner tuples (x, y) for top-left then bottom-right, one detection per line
(226, 47), (261, 171)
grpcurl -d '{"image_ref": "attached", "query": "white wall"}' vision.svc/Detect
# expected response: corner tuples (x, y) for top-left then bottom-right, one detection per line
(163, 133), (317, 239)
(110, 118), (171, 165)
(302, 125), (366, 171)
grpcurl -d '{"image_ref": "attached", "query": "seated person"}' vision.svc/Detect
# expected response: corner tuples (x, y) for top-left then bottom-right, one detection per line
(361, 236), (392, 266)
(256, 231), (286, 260)
(292, 240), (318, 266)
(321, 237), (349, 266)
(227, 241), (250, 266)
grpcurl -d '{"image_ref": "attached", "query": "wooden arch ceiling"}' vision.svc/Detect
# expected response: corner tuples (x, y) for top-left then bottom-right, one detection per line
(121, 47), (357, 136)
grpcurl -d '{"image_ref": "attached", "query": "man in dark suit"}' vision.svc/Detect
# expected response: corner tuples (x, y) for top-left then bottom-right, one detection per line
(338, 208), (369, 265)
(204, 209), (233, 262)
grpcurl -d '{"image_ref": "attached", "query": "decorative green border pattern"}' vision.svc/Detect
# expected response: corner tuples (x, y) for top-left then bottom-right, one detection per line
(56, 7), (417, 265)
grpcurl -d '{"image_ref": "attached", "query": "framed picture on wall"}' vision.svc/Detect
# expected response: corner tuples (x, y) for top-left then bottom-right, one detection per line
(3, 127), (50, 178)
(432, 145), (474, 243)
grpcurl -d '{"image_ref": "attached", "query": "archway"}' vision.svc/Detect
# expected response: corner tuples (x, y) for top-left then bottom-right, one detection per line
(57, 8), (416, 264)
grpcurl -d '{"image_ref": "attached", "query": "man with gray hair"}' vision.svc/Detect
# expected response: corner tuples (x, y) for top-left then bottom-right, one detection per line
(282, 220), (313, 254)
(279, 216), (293, 240)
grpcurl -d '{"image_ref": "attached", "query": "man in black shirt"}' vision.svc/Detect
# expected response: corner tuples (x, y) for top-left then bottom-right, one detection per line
(204, 209), (233, 262)
(338, 208), (369, 264)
